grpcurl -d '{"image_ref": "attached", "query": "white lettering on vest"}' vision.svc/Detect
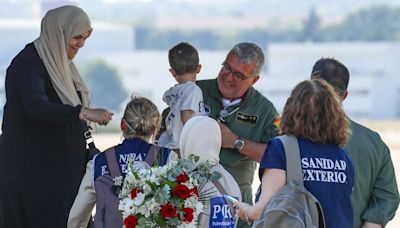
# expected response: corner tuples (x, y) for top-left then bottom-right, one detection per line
(301, 158), (347, 170)
(119, 153), (144, 164)
(212, 204), (232, 219)
(303, 170), (347, 183)
(101, 165), (108, 175)
(212, 205), (221, 219)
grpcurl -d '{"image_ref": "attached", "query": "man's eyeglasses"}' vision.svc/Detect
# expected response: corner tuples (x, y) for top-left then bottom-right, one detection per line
(221, 62), (252, 81)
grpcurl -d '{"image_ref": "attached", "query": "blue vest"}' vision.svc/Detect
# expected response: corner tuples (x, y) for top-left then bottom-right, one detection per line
(94, 138), (170, 181)
(260, 137), (354, 228)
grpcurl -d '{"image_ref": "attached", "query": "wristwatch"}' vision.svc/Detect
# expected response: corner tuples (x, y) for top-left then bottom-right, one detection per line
(233, 136), (245, 151)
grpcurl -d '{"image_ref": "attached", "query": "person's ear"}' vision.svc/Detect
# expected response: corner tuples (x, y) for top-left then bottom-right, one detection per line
(342, 90), (348, 101)
(196, 64), (202, 73)
(169, 68), (177, 77)
(250, 75), (259, 86)
(120, 119), (126, 132)
(153, 124), (160, 138)
(148, 125), (159, 144)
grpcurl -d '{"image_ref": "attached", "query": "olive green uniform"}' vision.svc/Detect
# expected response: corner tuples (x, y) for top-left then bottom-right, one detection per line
(346, 119), (399, 227)
(197, 79), (279, 226)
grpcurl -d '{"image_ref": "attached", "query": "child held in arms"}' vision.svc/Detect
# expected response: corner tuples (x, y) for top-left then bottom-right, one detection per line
(158, 42), (206, 152)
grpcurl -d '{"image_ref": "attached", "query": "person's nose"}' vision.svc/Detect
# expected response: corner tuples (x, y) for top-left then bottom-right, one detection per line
(224, 71), (235, 82)
(77, 39), (85, 48)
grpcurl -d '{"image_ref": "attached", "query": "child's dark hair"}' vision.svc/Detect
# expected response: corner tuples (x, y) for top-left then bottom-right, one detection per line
(168, 42), (199, 75)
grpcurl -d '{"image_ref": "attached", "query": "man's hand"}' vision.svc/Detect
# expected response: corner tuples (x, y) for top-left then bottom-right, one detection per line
(217, 120), (266, 162)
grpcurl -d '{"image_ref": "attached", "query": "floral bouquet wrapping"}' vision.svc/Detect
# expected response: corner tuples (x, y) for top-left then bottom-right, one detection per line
(118, 155), (220, 228)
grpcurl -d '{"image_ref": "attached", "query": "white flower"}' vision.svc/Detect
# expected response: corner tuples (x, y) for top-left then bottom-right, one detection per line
(124, 175), (138, 187)
(162, 184), (171, 193)
(148, 173), (160, 185)
(119, 187), (130, 198)
(113, 176), (123, 186)
(195, 202), (204, 216)
(119, 198), (135, 218)
(133, 192), (145, 206)
(118, 155), (212, 227)
(183, 181), (194, 189)
(138, 198), (160, 218)
(133, 160), (150, 170)
(184, 196), (196, 208)
(145, 221), (158, 227)
(142, 183), (152, 195)
(177, 222), (197, 228)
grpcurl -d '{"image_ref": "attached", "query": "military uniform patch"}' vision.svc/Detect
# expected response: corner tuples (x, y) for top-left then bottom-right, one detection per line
(235, 112), (258, 125)
(200, 102), (211, 117)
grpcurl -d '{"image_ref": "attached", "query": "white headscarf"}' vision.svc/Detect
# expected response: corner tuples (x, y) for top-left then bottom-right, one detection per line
(33, 5), (92, 107)
(179, 116), (221, 166)
(180, 116), (242, 228)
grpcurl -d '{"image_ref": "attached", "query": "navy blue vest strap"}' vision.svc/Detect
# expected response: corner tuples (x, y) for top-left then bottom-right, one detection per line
(145, 145), (159, 166)
(104, 147), (121, 178)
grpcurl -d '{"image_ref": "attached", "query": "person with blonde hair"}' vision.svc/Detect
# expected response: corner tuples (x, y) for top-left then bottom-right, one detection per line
(236, 79), (355, 228)
(68, 96), (175, 227)
(0, 5), (113, 227)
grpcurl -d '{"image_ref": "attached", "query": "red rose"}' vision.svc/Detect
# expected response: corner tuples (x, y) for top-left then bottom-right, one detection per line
(172, 184), (191, 199)
(179, 207), (194, 222)
(124, 215), (138, 228)
(160, 203), (177, 218)
(130, 188), (140, 199)
(191, 186), (199, 197)
(176, 173), (189, 184)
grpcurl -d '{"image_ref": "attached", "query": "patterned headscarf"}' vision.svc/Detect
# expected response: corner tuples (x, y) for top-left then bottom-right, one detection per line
(180, 116), (221, 166)
(33, 5), (92, 107)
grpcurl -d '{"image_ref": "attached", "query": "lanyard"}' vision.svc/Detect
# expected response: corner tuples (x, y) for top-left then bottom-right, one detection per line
(219, 101), (244, 123)
(218, 90), (248, 122)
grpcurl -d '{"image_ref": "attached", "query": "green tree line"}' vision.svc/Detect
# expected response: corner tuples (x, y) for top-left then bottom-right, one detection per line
(135, 5), (400, 50)
(83, 60), (127, 114)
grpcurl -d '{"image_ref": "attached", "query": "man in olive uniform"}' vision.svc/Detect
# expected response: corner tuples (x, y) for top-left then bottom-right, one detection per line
(311, 58), (400, 228)
(196, 42), (279, 228)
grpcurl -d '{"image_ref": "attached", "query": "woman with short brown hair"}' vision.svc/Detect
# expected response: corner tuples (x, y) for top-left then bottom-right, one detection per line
(281, 78), (350, 147)
(236, 79), (354, 228)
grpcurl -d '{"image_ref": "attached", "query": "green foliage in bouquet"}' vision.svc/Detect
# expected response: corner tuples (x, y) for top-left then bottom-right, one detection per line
(118, 154), (220, 228)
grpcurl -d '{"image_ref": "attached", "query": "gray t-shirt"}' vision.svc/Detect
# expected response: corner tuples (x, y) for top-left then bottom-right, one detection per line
(159, 81), (205, 149)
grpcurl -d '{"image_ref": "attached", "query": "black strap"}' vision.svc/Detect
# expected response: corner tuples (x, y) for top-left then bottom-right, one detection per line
(82, 121), (97, 150)
(277, 135), (304, 186)
(104, 147), (121, 178)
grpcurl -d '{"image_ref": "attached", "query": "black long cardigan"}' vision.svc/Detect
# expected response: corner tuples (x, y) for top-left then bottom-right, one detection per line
(0, 43), (87, 228)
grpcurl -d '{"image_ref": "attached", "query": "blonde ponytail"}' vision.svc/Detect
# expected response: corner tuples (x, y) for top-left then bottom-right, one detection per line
(122, 96), (160, 141)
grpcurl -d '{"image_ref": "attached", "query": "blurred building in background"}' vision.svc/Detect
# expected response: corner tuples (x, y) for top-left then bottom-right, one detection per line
(1, 0), (399, 120)
(86, 42), (400, 120)
(262, 42), (400, 120)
